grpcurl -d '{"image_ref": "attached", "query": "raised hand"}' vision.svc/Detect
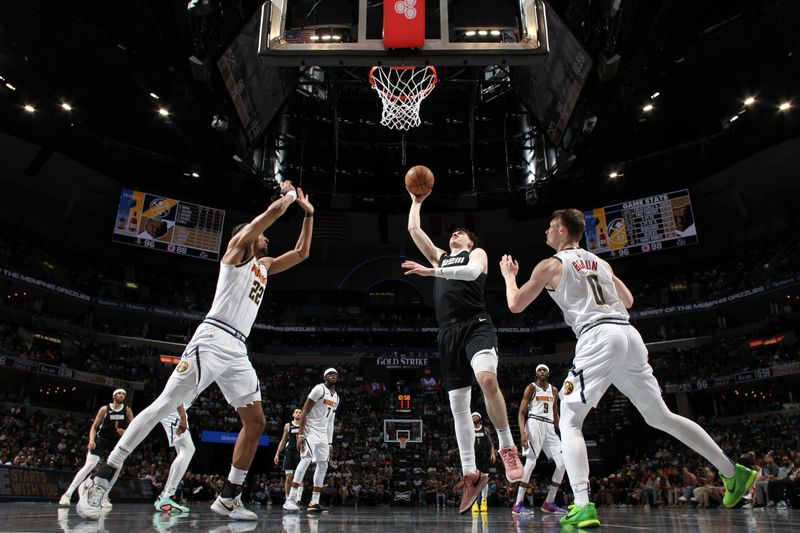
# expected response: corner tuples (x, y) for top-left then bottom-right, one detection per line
(409, 190), (431, 204)
(499, 254), (519, 278)
(296, 188), (314, 213)
(402, 260), (434, 277)
(280, 179), (295, 196)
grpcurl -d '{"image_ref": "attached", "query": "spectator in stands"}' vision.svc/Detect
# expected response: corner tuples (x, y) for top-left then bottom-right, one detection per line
(767, 454), (796, 509)
(751, 453), (779, 508)
(678, 467), (698, 504)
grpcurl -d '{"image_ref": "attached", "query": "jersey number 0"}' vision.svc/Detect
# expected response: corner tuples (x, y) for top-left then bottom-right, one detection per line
(586, 274), (606, 305)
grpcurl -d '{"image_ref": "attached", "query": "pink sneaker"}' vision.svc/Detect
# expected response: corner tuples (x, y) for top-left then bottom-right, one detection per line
(499, 446), (524, 482)
(541, 500), (568, 514)
(455, 470), (489, 514)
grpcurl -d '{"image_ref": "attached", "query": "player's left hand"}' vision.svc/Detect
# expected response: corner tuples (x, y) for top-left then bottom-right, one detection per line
(177, 421), (187, 435)
(116, 428), (126, 437)
(499, 255), (519, 278)
(402, 260), (434, 277)
(297, 434), (306, 453)
(296, 187), (314, 214)
(490, 451), (497, 464)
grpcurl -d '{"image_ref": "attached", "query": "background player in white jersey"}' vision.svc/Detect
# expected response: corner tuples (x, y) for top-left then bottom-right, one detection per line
(77, 181), (314, 521)
(512, 364), (567, 516)
(404, 191), (524, 514)
(500, 208), (757, 528)
(274, 408), (303, 497)
(283, 368), (339, 514)
(60, 389), (133, 507)
(153, 404), (194, 514)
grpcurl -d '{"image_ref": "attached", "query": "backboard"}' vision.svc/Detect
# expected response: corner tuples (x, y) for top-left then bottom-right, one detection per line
(383, 418), (424, 443)
(258, 0), (549, 66)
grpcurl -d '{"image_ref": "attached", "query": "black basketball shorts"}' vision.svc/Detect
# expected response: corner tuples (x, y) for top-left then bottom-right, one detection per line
(437, 313), (498, 391)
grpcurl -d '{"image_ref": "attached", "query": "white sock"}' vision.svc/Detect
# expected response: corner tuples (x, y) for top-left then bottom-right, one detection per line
(311, 491), (320, 504)
(448, 387), (476, 475)
(516, 486), (527, 504)
(481, 483), (489, 500)
(495, 426), (513, 449)
(547, 484), (559, 502)
(290, 485), (301, 501)
(227, 465), (248, 486)
(572, 482), (590, 506)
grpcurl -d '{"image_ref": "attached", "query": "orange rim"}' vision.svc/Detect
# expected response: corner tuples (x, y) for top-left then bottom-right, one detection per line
(369, 65), (438, 102)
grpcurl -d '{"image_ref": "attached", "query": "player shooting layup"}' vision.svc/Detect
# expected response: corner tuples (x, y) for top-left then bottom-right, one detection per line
(77, 181), (314, 521)
(500, 208), (757, 528)
(403, 190), (524, 514)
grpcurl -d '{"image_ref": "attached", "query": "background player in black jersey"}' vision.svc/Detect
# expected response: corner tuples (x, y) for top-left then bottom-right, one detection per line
(471, 412), (496, 513)
(60, 389), (133, 507)
(404, 190), (524, 514)
(274, 408), (303, 497)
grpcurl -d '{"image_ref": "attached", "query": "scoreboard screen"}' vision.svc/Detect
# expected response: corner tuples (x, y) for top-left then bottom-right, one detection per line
(395, 394), (413, 414)
(584, 189), (698, 260)
(112, 188), (225, 261)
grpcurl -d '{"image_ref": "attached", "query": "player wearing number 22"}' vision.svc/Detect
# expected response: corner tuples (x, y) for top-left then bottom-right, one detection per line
(77, 181), (314, 521)
(283, 368), (339, 514)
(403, 190), (524, 515)
(500, 209), (756, 528)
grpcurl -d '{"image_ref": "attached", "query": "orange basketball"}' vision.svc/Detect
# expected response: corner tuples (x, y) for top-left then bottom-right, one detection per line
(405, 165), (434, 196)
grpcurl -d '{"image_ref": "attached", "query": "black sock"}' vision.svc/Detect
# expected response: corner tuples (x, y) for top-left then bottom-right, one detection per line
(96, 464), (117, 482)
(221, 480), (242, 499)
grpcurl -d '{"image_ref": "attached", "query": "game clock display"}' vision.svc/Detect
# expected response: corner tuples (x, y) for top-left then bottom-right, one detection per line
(394, 393), (413, 414)
(112, 188), (225, 261)
(584, 189), (698, 260)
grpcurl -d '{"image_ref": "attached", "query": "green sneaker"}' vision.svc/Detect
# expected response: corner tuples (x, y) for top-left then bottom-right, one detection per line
(559, 502), (601, 528)
(154, 495), (190, 514)
(720, 464), (757, 508)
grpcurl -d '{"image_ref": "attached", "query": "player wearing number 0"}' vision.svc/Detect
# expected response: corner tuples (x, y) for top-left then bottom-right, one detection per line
(404, 190), (524, 515)
(283, 369), (339, 514)
(77, 181), (314, 521)
(500, 209), (756, 528)
(512, 364), (567, 516)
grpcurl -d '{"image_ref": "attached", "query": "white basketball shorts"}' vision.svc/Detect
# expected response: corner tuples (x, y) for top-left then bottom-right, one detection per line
(161, 412), (191, 448)
(524, 418), (562, 460)
(302, 429), (330, 463)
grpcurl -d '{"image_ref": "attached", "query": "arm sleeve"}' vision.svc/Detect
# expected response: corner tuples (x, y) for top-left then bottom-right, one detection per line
(434, 261), (483, 281)
(308, 384), (325, 402)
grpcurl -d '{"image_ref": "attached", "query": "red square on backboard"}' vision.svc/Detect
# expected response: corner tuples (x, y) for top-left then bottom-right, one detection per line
(384, 0), (425, 48)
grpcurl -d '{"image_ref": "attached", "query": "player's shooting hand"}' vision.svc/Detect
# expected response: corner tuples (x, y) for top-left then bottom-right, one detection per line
(88, 441), (96, 450)
(296, 188), (314, 214)
(402, 260), (434, 277)
(409, 191), (431, 203)
(280, 180), (296, 196)
(499, 255), (519, 278)
(116, 428), (126, 437)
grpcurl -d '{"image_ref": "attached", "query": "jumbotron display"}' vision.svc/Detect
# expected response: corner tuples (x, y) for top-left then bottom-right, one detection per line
(112, 188), (225, 261)
(584, 189), (698, 259)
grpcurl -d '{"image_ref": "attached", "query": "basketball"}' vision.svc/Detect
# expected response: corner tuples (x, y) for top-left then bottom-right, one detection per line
(405, 165), (434, 196)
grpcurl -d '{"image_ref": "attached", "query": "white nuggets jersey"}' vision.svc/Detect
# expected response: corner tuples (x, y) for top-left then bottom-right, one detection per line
(548, 248), (629, 337)
(528, 382), (555, 421)
(305, 383), (338, 438)
(205, 256), (268, 337)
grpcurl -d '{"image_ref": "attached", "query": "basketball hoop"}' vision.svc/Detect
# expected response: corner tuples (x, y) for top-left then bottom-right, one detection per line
(369, 65), (437, 130)
(398, 436), (409, 450)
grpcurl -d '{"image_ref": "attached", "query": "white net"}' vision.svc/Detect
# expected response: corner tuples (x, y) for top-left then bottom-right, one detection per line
(369, 66), (437, 130)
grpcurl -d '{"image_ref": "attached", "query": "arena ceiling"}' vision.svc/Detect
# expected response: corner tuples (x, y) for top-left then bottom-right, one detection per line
(0, 0), (798, 215)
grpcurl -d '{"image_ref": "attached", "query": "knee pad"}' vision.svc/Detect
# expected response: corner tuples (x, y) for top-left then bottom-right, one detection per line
(448, 386), (471, 414)
(471, 348), (498, 375)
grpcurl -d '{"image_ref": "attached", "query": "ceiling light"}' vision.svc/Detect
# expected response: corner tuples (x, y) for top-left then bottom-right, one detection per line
(150, 92), (160, 100)
(191, 171), (200, 178)
(310, 35), (320, 41)
(778, 102), (791, 111)
(729, 115), (738, 122)
(744, 96), (755, 106)
(23, 104), (35, 113)
(650, 91), (660, 99)
(158, 107), (170, 116)
(490, 30), (500, 36)
(609, 171), (619, 178)
(61, 102), (72, 111)
(642, 104), (654, 112)
(5, 83), (16, 91)
(332, 35), (341, 41)
(0, 75), (4, 81)
(465, 30), (476, 37)
(478, 30), (488, 36)
(321, 35), (332, 41)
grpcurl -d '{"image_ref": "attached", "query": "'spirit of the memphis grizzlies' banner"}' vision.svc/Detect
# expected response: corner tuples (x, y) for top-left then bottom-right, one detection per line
(201, 431), (270, 446)
(112, 188), (226, 261)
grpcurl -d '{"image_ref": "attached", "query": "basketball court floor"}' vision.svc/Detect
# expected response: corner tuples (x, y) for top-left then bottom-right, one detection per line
(1, 504), (797, 532)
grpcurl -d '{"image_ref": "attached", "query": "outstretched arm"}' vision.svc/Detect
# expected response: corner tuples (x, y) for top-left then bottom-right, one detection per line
(222, 180), (297, 265)
(88, 406), (106, 450)
(407, 192), (446, 266)
(500, 255), (561, 313)
(260, 188), (314, 275)
(403, 248), (487, 280)
(274, 423), (290, 465)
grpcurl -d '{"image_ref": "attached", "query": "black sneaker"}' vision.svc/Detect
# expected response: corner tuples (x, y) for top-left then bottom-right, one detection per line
(306, 503), (330, 514)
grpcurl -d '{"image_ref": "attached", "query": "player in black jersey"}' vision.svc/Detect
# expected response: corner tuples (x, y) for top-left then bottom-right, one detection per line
(274, 408), (303, 497)
(404, 190), (524, 514)
(471, 412), (496, 513)
(60, 389), (133, 507)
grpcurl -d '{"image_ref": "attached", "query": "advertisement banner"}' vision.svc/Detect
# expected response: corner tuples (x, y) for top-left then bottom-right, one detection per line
(0, 465), (153, 502)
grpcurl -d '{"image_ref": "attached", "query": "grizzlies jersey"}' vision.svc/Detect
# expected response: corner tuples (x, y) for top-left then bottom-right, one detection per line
(433, 250), (489, 324)
(97, 404), (127, 441)
(548, 248), (629, 337)
(528, 383), (555, 421)
(205, 256), (268, 337)
(286, 421), (300, 451)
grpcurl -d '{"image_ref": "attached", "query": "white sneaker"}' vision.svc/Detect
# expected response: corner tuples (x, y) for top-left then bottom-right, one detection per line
(776, 501), (787, 510)
(742, 502), (753, 509)
(211, 494), (257, 521)
(282, 498), (300, 512)
(101, 496), (113, 509)
(76, 478), (107, 520)
(59, 493), (71, 506)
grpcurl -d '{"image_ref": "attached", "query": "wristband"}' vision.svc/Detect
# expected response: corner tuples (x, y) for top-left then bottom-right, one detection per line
(304, 212), (314, 218)
(284, 189), (297, 203)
